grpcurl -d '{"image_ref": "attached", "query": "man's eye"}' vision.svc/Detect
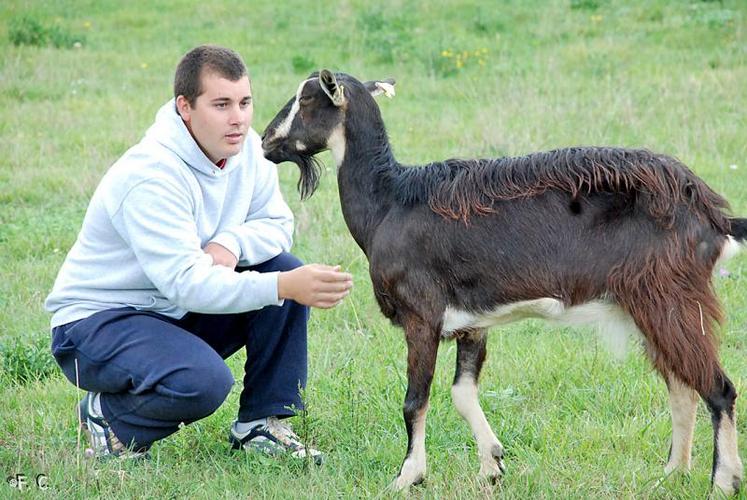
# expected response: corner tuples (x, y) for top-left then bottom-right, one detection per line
(215, 103), (227, 109)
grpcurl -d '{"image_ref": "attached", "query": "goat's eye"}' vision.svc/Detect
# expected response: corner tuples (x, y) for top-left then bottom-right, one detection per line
(298, 95), (313, 105)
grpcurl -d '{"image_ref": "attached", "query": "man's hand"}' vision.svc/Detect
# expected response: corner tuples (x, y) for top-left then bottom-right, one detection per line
(277, 264), (353, 309)
(204, 242), (238, 269)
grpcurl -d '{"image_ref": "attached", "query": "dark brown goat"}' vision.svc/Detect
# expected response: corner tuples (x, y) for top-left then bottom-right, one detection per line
(261, 70), (746, 494)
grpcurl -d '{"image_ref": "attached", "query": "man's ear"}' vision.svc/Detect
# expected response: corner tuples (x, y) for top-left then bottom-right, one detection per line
(175, 95), (191, 121)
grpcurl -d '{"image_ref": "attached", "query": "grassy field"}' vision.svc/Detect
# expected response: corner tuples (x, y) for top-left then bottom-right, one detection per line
(1, 0), (746, 497)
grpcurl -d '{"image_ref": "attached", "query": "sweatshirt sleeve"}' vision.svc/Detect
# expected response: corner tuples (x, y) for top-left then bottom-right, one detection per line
(209, 149), (294, 266)
(110, 178), (284, 313)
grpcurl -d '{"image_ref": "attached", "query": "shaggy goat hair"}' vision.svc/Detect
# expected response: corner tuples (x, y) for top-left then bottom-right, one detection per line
(261, 70), (746, 494)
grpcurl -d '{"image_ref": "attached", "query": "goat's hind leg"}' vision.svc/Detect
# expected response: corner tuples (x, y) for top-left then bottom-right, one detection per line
(393, 319), (440, 490)
(451, 329), (505, 483)
(702, 369), (743, 495)
(665, 374), (699, 475)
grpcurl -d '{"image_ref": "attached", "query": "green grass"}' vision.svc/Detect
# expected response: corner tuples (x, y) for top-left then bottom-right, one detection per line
(1, 0), (746, 497)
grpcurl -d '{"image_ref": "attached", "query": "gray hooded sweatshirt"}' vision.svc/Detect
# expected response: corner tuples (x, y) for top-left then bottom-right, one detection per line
(45, 99), (294, 328)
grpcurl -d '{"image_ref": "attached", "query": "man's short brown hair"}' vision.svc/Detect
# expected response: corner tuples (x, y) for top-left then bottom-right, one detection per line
(174, 45), (248, 105)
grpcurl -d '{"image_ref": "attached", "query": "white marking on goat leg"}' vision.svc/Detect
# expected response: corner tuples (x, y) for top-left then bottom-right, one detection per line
(664, 376), (698, 474)
(393, 405), (428, 490)
(327, 124), (346, 167)
(273, 78), (312, 139)
(713, 411), (743, 495)
(451, 377), (505, 480)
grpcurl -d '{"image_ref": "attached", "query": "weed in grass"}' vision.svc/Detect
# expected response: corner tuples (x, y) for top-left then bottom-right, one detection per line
(689, 6), (738, 29)
(291, 54), (316, 74)
(570, 0), (603, 10)
(430, 48), (489, 77)
(472, 12), (506, 35)
(356, 8), (414, 64)
(8, 16), (47, 47)
(0, 333), (57, 384)
(8, 15), (85, 49)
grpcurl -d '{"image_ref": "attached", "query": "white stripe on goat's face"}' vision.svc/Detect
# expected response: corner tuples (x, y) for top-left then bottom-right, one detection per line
(272, 78), (312, 140)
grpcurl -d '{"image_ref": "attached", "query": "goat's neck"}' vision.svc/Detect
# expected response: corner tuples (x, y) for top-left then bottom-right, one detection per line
(334, 123), (396, 254)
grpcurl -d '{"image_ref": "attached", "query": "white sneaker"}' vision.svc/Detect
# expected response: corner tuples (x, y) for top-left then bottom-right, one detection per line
(229, 416), (323, 465)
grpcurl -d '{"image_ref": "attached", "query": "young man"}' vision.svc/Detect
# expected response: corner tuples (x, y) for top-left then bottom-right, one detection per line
(45, 45), (352, 462)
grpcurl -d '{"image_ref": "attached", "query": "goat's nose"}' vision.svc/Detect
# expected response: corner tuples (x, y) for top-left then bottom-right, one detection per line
(261, 131), (276, 149)
(261, 135), (275, 154)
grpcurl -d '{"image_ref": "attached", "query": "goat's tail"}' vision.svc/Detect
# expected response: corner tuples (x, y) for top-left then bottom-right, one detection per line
(715, 217), (747, 266)
(729, 217), (747, 243)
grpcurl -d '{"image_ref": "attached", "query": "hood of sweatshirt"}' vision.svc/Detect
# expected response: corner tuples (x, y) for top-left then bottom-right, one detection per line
(45, 98), (292, 329)
(143, 99), (242, 178)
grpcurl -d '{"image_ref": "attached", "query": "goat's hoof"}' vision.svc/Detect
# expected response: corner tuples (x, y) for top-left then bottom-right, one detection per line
(713, 460), (743, 496)
(663, 460), (691, 476)
(391, 473), (425, 491)
(479, 462), (505, 483)
(479, 448), (506, 483)
(491, 444), (505, 471)
(393, 454), (427, 490)
(713, 473), (742, 497)
(482, 473), (501, 486)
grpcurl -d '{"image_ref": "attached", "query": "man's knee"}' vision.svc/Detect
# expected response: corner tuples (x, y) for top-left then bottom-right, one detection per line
(174, 361), (234, 419)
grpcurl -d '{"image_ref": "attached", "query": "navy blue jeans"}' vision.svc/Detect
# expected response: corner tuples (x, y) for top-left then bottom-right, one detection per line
(51, 252), (309, 451)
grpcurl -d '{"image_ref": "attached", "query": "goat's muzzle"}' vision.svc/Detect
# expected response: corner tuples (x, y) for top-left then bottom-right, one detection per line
(262, 145), (286, 165)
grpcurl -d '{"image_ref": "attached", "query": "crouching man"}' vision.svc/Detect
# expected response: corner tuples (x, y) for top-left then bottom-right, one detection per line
(45, 45), (352, 462)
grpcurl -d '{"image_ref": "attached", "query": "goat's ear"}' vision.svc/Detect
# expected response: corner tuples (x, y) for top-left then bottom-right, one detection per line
(364, 78), (396, 99)
(319, 69), (345, 107)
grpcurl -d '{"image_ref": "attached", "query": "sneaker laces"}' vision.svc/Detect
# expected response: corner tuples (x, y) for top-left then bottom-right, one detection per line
(264, 417), (304, 448)
(264, 417), (322, 460)
(108, 433), (126, 455)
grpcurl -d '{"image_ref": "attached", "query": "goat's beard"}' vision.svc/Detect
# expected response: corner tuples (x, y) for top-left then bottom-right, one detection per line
(289, 152), (323, 200)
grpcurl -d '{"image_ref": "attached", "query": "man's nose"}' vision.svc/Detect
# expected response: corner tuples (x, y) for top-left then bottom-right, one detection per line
(229, 104), (245, 124)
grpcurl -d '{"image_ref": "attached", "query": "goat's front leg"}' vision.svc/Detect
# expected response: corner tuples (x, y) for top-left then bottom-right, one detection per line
(452, 330), (505, 482)
(392, 320), (439, 490)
